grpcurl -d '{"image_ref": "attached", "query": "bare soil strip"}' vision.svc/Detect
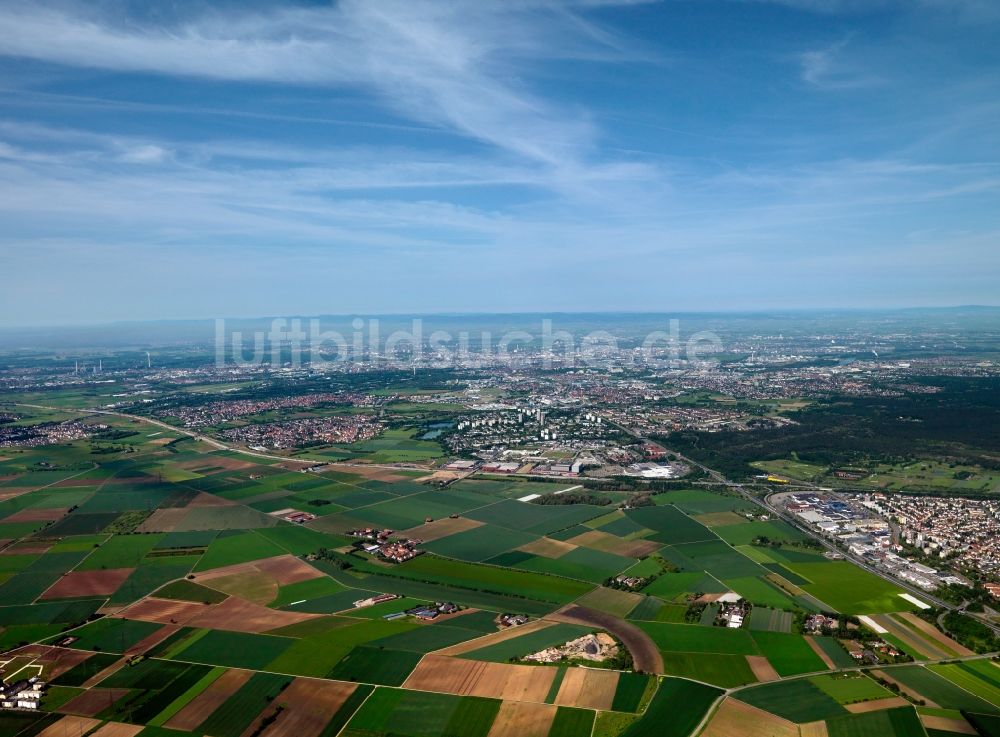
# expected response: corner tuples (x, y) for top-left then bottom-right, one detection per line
(873, 614), (949, 660)
(36, 717), (102, 737)
(167, 669), (255, 731)
(89, 723), (144, 737)
(843, 696), (910, 713)
(188, 595), (320, 633)
(870, 669), (940, 707)
(59, 690), (131, 717)
(517, 537), (577, 558)
(41, 568), (135, 599)
(403, 517), (484, 542)
(897, 612), (975, 657)
(403, 654), (555, 704)
(798, 721), (830, 737)
(919, 714), (977, 734)
(486, 701), (557, 737)
(746, 655), (781, 682)
(700, 698), (798, 737)
(242, 677), (357, 737)
(118, 598), (213, 625)
(553, 667), (619, 711)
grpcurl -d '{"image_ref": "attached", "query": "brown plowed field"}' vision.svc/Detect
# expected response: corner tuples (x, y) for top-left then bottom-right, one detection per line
(920, 714), (977, 734)
(41, 568), (134, 599)
(516, 538), (577, 558)
(487, 702), (556, 737)
(549, 605), (663, 674)
(3, 507), (67, 523)
(37, 717), (102, 737)
(404, 517), (484, 542)
(246, 677), (358, 737)
(700, 698), (798, 737)
(126, 623), (177, 656)
(693, 512), (749, 527)
(188, 594), (320, 633)
(1, 541), (52, 554)
(255, 555), (324, 585)
(553, 667), (619, 710)
(188, 492), (238, 507)
(0, 488), (34, 501)
(119, 597), (213, 625)
(327, 465), (413, 482)
(81, 658), (127, 688)
(135, 508), (188, 533)
(565, 529), (660, 558)
(798, 721), (829, 737)
(166, 669), (254, 731)
(844, 696), (909, 713)
(202, 571), (278, 605)
(403, 654), (555, 703)
(746, 655), (781, 682)
(178, 457), (258, 472)
(59, 689), (131, 716)
(89, 722), (144, 737)
(194, 555), (316, 588)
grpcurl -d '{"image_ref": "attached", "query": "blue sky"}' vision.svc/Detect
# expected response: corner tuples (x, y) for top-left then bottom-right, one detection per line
(0, 0), (998, 325)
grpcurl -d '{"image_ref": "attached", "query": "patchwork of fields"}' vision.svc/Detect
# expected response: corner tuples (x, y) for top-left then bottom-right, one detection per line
(0, 407), (997, 737)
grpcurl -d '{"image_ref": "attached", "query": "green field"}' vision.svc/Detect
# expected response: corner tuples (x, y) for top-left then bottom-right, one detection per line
(825, 706), (926, 737)
(424, 524), (537, 562)
(735, 679), (847, 723)
(864, 665), (996, 713)
(637, 621), (760, 655)
(550, 707), (596, 737)
(57, 617), (163, 653)
(385, 553), (594, 603)
(624, 505), (717, 545)
(460, 623), (593, 662)
(343, 688), (499, 737)
(713, 519), (806, 546)
(929, 663), (1000, 707)
(193, 531), (287, 571)
(783, 560), (911, 614)
(327, 646), (423, 685)
(660, 652), (757, 688)
(623, 677), (723, 737)
(751, 631), (828, 676)
(196, 672), (293, 737)
(170, 630), (295, 669)
(809, 673), (894, 704)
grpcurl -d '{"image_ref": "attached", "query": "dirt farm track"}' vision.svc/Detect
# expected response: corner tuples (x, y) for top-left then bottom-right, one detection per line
(549, 604), (664, 674)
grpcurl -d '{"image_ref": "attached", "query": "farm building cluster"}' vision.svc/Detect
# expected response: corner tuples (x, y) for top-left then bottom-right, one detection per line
(348, 528), (424, 563)
(0, 676), (46, 711)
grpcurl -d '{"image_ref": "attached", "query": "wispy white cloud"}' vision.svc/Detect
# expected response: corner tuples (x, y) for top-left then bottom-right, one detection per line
(798, 37), (884, 89)
(0, 0), (645, 179)
(734, 0), (1000, 19)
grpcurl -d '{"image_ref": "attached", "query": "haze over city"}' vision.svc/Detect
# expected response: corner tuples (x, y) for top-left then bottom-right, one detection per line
(1, 0), (998, 325)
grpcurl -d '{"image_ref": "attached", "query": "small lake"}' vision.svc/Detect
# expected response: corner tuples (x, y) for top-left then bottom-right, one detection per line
(419, 421), (454, 440)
